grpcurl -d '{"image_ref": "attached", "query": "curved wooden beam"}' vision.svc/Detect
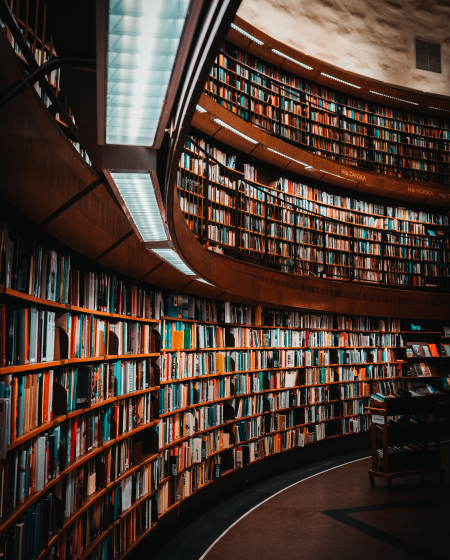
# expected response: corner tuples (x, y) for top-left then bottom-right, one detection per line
(169, 194), (450, 319)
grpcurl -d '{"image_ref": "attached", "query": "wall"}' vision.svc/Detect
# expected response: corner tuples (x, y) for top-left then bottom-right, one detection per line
(237, 0), (450, 96)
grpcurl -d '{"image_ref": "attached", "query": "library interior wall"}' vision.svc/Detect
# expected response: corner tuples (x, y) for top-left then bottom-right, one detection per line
(237, 0), (450, 96)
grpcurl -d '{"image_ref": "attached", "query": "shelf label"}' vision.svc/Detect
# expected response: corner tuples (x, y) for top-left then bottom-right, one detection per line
(407, 185), (450, 200)
(340, 168), (367, 182)
(372, 414), (385, 425)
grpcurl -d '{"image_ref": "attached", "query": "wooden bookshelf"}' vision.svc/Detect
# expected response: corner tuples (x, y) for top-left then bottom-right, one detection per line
(177, 135), (450, 290)
(367, 395), (445, 488)
(205, 45), (450, 185)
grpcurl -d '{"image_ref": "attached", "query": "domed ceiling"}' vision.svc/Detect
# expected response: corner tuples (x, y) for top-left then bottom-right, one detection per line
(238, 0), (450, 96)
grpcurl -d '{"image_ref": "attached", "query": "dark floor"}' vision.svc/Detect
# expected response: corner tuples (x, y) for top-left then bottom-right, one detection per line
(133, 443), (449, 560)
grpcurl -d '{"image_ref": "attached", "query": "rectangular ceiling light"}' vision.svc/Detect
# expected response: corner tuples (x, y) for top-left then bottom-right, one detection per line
(106, 0), (190, 146)
(110, 172), (167, 241)
(152, 248), (195, 275)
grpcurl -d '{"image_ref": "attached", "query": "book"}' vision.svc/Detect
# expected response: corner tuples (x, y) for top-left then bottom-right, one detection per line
(412, 345), (423, 357)
(406, 346), (414, 358)
(422, 345), (431, 357)
(428, 344), (439, 357)
(419, 362), (431, 376)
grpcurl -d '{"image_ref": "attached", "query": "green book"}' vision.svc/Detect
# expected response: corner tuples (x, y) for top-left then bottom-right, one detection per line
(183, 326), (191, 349)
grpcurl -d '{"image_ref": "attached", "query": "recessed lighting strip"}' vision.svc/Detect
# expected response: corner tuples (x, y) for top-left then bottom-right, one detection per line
(271, 49), (313, 70)
(230, 24), (264, 45)
(267, 147), (308, 166)
(110, 172), (167, 242)
(152, 248), (195, 275)
(213, 119), (258, 143)
(320, 170), (353, 181)
(196, 105), (207, 113)
(428, 106), (449, 112)
(370, 91), (418, 105)
(106, 0), (190, 146)
(320, 73), (360, 89)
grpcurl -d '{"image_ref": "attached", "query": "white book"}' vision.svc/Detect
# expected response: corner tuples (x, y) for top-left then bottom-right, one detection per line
(29, 307), (38, 363)
(192, 438), (202, 463)
(185, 412), (195, 436)
(35, 436), (46, 491)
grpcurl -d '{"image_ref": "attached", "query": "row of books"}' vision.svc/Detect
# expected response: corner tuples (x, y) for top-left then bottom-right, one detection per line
(0, 305), (56, 366)
(180, 137), (448, 235)
(158, 378), (232, 415)
(162, 326), (404, 355)
(164, 300), (403, 333)
(406, 344), (441, 358)
(0, 425), (61, 517)
(220, 49), (450, 139)
(160, 350), (402, 383)
(0, 304), (159, 366)
(158, 404), (225, 448)
(0, 492), (55, 560)
(159, 430), (230, 479)
(0, 397), (156, 519)
(57, 359), (158, 411)
(304, 363), (402, 384)
(157, 456), (223, 514)
(110, 497), (153, 557)
(210, 48), (450, 182)
(0, 223), (164, 317)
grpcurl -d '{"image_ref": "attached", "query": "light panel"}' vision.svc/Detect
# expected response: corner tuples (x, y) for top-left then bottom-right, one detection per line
(152, 248), (195, 275)
(320, 73), (361, 89)
(370, 91), (418, 105)
(271, 49), (313, 70)
(267, 147), (308, 166)
(213, 119), (258, 143)
(110, 172), (167, 241)
(106, 0), (190, 145)
(230, 24), (264, 45)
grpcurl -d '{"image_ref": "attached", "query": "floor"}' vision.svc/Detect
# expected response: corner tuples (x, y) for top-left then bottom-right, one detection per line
(136, 443), (449, 560)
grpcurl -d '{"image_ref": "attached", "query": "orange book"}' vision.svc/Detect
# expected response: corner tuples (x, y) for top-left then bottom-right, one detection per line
(172, 330), (184, 351)
(428, 344), (439, 357)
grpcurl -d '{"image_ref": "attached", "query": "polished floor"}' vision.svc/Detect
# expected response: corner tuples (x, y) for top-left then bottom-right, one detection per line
(202, 446), (449, 560)
(138, 443), (449, 560)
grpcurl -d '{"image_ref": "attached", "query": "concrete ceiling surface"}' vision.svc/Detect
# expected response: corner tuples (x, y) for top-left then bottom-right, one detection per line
(238, 0), (450, 96)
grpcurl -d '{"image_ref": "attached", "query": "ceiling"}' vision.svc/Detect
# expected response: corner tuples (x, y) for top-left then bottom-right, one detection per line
(238, 0), (450, 96)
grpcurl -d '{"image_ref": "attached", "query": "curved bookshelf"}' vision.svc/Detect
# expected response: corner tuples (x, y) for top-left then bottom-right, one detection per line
(1, 2), (450, 557)
(176, 133), (450, 291)
(205, 44), (450, 184)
